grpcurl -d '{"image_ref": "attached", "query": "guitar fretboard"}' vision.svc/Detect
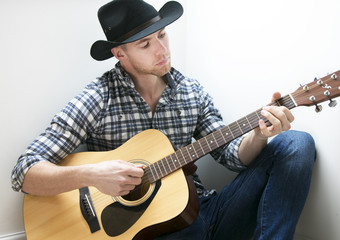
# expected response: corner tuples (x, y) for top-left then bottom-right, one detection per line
(144, 94), (296, 183)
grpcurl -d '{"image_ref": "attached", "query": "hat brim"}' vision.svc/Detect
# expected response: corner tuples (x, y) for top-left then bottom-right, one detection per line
(90, 1), (183, 61)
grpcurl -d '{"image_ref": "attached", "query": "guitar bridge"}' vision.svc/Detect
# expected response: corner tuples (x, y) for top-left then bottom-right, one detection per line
(79, 187), (100, 233)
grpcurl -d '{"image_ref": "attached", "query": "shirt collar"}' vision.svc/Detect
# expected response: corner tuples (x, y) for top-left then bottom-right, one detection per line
(114, 62), (135, 88)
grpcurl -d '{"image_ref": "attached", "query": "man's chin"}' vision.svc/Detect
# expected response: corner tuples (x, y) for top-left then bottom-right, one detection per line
(155, 63), (171, 77)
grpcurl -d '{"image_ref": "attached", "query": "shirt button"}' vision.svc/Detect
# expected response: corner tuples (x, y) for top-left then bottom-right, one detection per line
(177, 110), (182, 116)
(118, 114), (124, 120)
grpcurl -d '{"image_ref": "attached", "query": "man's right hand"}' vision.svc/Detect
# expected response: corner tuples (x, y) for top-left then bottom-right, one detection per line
(89, 160), (145, 197)
(21, 160), (144, 197)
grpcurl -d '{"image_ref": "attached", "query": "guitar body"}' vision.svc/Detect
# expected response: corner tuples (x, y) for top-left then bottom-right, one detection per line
(23, 129), (199, 240)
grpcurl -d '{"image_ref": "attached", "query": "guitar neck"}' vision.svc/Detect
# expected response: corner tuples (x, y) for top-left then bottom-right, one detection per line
(143, 94), (297, 183)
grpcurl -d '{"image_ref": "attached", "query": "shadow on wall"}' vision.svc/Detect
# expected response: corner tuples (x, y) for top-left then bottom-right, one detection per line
(195, 154), (238, 192)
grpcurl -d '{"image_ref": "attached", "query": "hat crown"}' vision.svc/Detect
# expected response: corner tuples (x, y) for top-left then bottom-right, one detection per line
(99, 0), (159, 42)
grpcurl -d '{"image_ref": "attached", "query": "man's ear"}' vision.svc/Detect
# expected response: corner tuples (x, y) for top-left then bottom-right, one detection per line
(111, 47), (124, 60)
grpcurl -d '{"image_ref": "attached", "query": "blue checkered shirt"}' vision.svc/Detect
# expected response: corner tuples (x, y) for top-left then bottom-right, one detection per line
(11, 63), (246, 196)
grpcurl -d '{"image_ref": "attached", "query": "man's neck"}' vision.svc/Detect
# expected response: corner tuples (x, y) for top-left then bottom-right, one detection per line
(131, 73), (167, 114)
(134, 75), (165, 96)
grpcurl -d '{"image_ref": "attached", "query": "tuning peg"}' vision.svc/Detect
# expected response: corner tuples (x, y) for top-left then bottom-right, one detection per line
(328, 99), (337, 107)
(315, 104), (323, 113)
(331, 73), (337, 80)
(317, 79), (324, 86)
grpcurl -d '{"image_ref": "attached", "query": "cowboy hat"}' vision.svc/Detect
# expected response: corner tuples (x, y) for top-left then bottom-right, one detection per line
(90, 0), (183, 61)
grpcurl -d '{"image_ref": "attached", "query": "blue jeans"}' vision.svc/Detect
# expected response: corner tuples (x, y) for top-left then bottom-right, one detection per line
(155, 130), (316, 240)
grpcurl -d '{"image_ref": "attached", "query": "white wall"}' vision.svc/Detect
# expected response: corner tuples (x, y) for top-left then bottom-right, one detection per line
(188, 1), (340, 239)
(1, 0), (339, 239)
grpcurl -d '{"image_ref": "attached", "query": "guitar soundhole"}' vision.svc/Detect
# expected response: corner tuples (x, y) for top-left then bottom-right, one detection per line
(115, 159), (156, 206)
(122, 179), (150, 201)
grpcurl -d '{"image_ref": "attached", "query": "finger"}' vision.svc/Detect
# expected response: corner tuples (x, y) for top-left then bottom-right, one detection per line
(127, 167), (144, 178)
(126, 175), (142, 185)
(258, 119), (270, 136)
(264, 106), (294, 131)
(124, 184), (138, 191)
(261, 108), (282, 133)
(116, 161), (145, 177)
(283, 107), (295, 123)
(271, 92), (281, 102)
(258, 119), (277, 137)
(119, 190), (131, 196)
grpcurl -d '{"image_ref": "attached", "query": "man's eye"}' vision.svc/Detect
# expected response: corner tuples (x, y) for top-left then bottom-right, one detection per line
(159, 33), (166, 38)
(142, 42), (149, 48)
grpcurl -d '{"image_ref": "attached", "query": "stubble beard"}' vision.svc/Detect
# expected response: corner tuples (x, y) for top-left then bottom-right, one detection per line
(134, 56), (171, 77)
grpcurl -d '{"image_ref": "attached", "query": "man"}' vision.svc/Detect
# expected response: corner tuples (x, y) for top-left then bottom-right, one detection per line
(11, 0), (316, 239)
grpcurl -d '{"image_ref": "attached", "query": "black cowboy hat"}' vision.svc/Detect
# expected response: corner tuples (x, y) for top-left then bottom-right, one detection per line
(90, 0), (183, 61)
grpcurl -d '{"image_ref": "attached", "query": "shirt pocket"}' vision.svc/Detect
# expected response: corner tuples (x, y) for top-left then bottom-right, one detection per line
(90, 107), (150, 150)
(157, 105), (199, 148)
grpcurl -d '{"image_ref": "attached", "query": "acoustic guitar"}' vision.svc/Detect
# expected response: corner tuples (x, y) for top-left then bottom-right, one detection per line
(24, 70), (340, 240)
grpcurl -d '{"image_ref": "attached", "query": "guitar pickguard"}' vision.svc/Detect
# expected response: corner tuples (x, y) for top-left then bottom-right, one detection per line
(101, 180), (161, 237)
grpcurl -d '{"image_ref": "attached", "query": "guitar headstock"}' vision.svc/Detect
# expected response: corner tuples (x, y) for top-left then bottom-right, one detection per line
(291, 70), (340, 111)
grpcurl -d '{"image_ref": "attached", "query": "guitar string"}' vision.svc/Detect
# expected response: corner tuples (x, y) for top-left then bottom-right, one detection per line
(133, 95), (294, 193)
(146, 95), (295, 182)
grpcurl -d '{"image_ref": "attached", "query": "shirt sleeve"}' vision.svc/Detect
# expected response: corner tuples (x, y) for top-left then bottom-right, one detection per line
(11, 80), (106, 192)
(192, 80), (247, 172)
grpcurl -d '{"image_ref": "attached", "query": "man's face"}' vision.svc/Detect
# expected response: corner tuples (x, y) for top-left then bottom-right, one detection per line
(118, 28), (171, 77)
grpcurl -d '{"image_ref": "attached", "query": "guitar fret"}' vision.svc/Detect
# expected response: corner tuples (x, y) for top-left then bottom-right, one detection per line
(185, 146), (194, 161)
(204, 136), (212, 151)
(211, 133), (218, 148)
(219, 128), (227, 142)
(189, 144), (198, 159)
(229, 123), (240, 137)
(235, 121), (244, 134)
(179, 149), (188, 164)
(164, 157), (172, 172)
(227, 125), (235, 138)
(143, 167), (152, 182)
(160, 159), (167, 175)
(245, 116), (252, 129)
(245, 113), (255, 129)
(238, 117), (253, 133)
(150, 164), (158, 181)
(221, 127), (233, 143)
(208, 136), (216, 149)
(155, 162), (162, 178)
(170, 153), (180, 168)
(255, 110), (260, 120)
(193, 141), (207, 156)
(167, 155), (177, 172)
(175, 151), (186, 167)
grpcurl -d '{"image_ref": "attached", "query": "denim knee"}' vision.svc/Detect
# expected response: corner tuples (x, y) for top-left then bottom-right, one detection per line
(280, 130), (315, 156)
(271, 130), (316, 169)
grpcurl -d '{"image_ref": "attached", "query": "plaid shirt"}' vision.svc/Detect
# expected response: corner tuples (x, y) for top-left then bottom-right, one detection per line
(11, 63), (246, 196)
